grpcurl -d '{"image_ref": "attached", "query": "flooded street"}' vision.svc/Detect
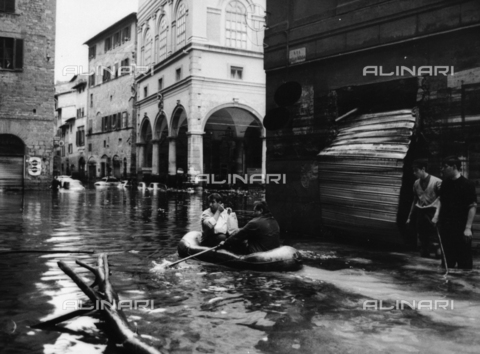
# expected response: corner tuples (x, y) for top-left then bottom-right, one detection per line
(0, 189), (479, 354)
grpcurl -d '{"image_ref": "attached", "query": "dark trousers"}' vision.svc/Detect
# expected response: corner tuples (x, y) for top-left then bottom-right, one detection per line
(201, 233), (227, 247)
(439, 220), (473, 270)
(415, 207), (437, 255)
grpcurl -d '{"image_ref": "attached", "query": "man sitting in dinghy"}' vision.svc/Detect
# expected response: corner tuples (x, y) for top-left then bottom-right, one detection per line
(200, 193), (231, 247)
(220, 201), (281, 254)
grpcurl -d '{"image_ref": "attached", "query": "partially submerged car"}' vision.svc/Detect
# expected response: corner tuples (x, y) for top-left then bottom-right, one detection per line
(56, 176), (85, 191)
(94, 177), (120, 188)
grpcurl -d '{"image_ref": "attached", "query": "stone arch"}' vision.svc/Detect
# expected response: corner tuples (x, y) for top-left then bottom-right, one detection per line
(87, 156), (97, 180)
(202, 103), (265, 137)
(0, 134), (26, 155)
(170, 105), (188, 137)
(154, 111), (169, 176)
(140, 117), (153, 168)
(202, 104), (264, 177)
(153, 111), (168, 140)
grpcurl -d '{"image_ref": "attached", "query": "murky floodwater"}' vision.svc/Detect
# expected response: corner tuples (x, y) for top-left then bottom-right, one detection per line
(0, 188), (480, 354)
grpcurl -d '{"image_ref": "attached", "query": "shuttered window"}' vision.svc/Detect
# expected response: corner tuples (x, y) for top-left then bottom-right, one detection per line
(0, 37), (23, 70)
(0, 0), (15, 13)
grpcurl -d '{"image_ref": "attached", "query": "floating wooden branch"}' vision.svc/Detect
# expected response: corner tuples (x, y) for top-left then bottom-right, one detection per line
(33, 254), (161, 354)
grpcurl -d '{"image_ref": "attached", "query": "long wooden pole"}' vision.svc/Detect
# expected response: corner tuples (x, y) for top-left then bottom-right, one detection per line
(168, 244), (222, 268)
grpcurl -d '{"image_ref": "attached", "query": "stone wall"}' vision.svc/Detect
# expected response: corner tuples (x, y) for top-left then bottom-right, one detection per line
(0, 0), (56, 189)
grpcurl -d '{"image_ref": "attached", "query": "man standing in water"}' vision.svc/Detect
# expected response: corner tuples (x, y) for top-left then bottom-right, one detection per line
(437, 156), (477, 270)
(406, 159), (442, 257)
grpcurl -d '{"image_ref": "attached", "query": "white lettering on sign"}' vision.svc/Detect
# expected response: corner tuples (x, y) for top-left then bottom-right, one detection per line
(289, 48), (306, 64)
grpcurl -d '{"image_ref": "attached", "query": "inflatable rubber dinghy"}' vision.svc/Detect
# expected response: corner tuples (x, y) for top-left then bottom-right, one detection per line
(177, 231), (303, 271)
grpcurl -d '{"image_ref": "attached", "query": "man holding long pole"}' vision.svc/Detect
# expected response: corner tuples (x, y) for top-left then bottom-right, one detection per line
(436, 156), (477, 270)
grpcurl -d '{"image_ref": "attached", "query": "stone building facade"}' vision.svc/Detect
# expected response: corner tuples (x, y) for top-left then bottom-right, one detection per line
(54, 76), (88, 178)
(84, 13), (137, 180)
(263, 0), (480, 243)
(135, 0), (266, 186)
(0, 0), (56, 190)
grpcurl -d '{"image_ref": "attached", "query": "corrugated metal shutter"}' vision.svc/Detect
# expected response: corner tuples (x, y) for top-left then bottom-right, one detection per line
(0, 156), (24, 189)
(318, 109), (415, 242)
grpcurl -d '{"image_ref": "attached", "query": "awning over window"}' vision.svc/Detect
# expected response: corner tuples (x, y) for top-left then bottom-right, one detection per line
(317, 108), (416, 242)
(65, 117), (76, 123)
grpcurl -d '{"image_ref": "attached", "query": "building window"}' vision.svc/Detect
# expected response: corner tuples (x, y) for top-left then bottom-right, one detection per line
(76, 126), (85, 147)
(230, 66), (243, 79)
(144, 86), (148, 98)
(0, 0), (15, 13)
(90, 94), (93, 107)
(176, 2), (187, 50)
(0, 37), (23, 70)
(103, 66), (112, 82)
(68, 143), (73, 154)
(61, 146), (65, 157)
(143, 29), (152, 66)
(104, 37), (112, 52)
(120, 58), (130, 75)
(158, 77), (163, 91)
(116, 113), (122, 129)
(114, 62), (119, 78)
(122, 112), (128, 128)
(88, 143), (92, 152)
(226, 1), (247, 49)
(89, 73), (95, 86)
(122, 26), (131, 42)
(114, 32), (121, 48)
(158, 17), (168, 62)
(88, 45), (96, 60)
(176, 68), (182, 81)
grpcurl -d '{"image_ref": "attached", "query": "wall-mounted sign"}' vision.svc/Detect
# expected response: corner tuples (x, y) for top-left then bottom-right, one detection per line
(27, 157), (42, 176)
(289, 47), (306, 64)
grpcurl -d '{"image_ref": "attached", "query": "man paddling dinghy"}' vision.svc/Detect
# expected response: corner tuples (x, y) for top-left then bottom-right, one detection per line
(220, 201), (281, 254)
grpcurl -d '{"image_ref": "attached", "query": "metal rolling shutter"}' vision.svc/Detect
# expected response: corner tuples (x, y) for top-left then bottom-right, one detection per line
(0, 156), (24, 189)
(318, 109), (415, 243)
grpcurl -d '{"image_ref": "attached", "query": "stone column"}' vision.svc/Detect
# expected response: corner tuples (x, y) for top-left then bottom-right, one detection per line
(136, 143), (145, 170)
(261, 137), (267, 176)
(187, 131), (204, 175)
(168, 137), (177, 175)
(152, 139), (159, 175)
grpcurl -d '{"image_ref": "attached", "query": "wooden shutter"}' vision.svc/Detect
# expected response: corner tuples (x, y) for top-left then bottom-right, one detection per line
(14, 38), (23, 70)
(0, 156), (23, 190)
(6, 0), (15, 12)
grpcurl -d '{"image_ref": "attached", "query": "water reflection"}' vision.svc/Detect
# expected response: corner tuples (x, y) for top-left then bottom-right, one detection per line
(0, 189), (479, 353)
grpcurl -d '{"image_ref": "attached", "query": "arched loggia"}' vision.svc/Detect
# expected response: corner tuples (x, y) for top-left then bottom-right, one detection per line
(203, 106), (263, 180)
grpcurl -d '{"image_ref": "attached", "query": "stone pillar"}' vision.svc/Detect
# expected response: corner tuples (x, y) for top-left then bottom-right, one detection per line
(187, 131), (204, 174)
(152, 139), (159, 175)
(137, 143), (145, 170)
(235, 139), (244, 174)
(261, 137), (267, 176)
(168, 137), (177, 175)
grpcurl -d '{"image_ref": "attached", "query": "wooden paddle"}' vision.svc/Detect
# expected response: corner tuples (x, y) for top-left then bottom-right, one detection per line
(167, 243), (223, 268)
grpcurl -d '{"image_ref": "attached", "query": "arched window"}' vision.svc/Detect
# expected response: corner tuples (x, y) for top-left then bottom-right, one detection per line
(226, 1), (247, 49)
(143, 28), (152, 66)
(176, 2), (186, 50)
(158, 17), (168, 62)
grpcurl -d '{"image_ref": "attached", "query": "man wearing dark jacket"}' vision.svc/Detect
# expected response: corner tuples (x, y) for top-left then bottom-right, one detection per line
(437, 156), (477, 270)
(221, 201), (281, 254)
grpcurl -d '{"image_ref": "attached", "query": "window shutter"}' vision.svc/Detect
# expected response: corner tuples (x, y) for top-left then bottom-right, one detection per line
(14, 39), (24, 70)
(6, 0), (15, 12)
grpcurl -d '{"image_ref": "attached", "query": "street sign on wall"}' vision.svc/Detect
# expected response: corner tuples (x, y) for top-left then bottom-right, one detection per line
(289, 47), (306, 64)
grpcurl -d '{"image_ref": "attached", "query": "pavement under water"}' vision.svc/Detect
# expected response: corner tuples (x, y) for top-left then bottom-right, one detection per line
(0, 189), (479, 354)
